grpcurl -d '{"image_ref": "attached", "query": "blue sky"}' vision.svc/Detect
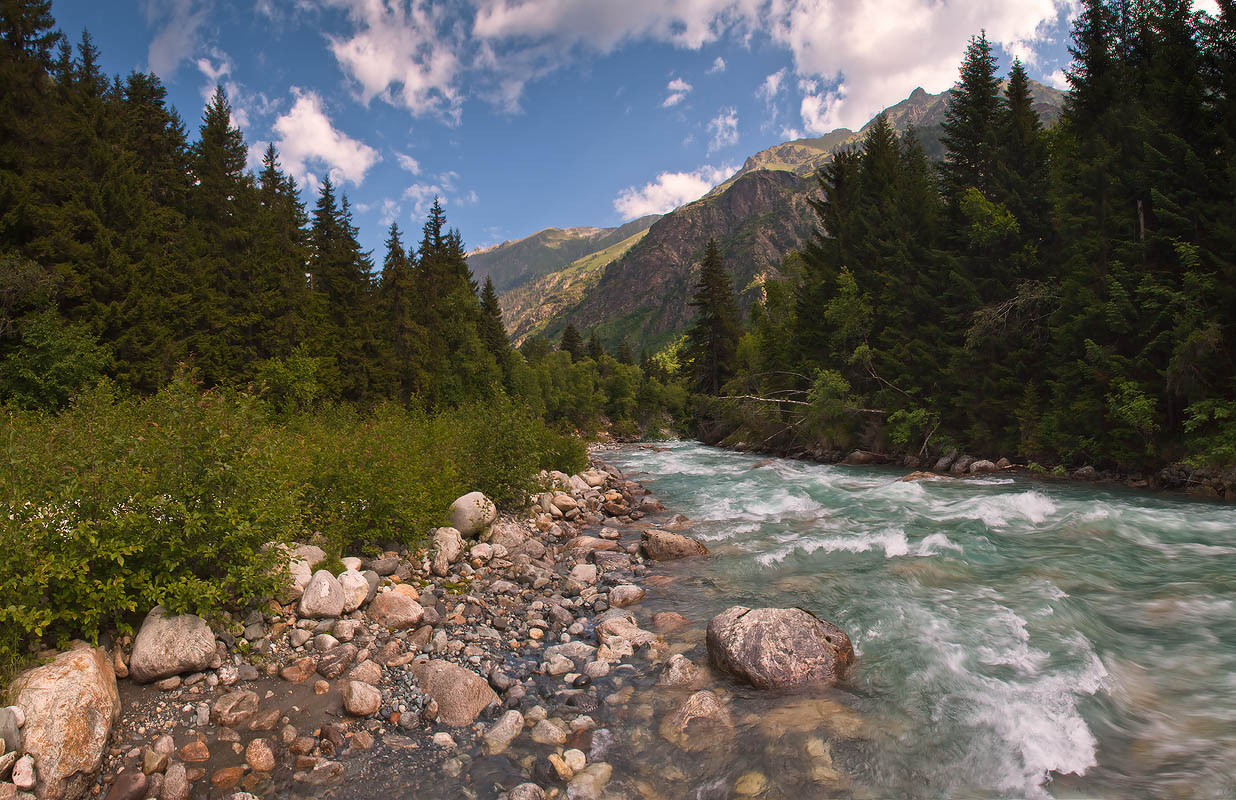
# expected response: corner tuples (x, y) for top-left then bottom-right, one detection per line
(49, 0), (1112, 256)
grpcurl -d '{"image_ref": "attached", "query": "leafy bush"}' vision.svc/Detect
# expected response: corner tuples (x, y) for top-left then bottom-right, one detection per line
(0, 378), (585, 678)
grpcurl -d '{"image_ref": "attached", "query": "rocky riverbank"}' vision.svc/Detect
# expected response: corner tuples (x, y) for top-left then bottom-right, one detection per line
(699, 428), (1236, 502)
(5, 449), (851, 800)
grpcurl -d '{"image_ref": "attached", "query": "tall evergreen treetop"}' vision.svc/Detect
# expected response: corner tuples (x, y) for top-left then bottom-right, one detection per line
(685, 239), (742, 395)
(560, 324), (583, 362)
(939, 31), (1003, 203)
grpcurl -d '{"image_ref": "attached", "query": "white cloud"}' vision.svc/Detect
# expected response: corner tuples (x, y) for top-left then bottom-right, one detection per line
(194, 48), (280, 132)
(662, 77), (693, 108)
(402, 172), (476, 217)
(395, 152), (422, 175)
(758, 68), (787, 101)
(707, 106), (738, 152)
(271, 89), (380, 187)
(378, 198), (401, 227)
(614, 163), (735, 218)
(145, 0), (209, 78)
(321, 0), (464, 121)
(707, 56), (726, 74)
(1046, 68), (1069, 90)
(318, 0), (1073, 128)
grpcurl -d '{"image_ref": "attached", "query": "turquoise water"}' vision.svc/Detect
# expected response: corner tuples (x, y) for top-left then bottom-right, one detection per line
(606, 442), (1236, 800)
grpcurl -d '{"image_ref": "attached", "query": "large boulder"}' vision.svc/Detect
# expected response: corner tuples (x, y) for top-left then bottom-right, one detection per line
(706, 606), (853, 689)
(8, 647), (120, 800)
(448, 492), (497, 538)
(411, 661), (497, 727)
(367, 591), (424, 630)
(640, 530), (708, 561)
(128, 607), (217, 684)
(298, 570), (345, 619)
(969, 460), (998, 474)
(337, 570), (370, 613)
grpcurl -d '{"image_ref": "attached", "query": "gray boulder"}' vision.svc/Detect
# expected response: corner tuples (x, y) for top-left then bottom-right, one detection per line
(706, 606), (853, 689)
(448, 492), (497, 538)
(298, 570), (345, 619)
(969, 460), (998, 474)
(129, 606), (217, 683)
(432, 527), (465, 576)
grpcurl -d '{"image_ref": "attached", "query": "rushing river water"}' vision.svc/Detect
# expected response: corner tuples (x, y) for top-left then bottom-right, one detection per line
(603, 442), (1236, 800)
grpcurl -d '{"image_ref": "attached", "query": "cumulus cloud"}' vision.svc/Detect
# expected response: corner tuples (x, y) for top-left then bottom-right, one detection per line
(402, 171), (477, 217)
(194, 49), (280, 131)
(708, 56), (726, 74)
(321, 0), (464, 121)
(395, 152), (422, 175)
(1045, 68), (1069, 90)
(662, 77), (693, 107)
(614, 163), (735, 218)
(270, 89), (380, 187)
(707, 107), (738, 152)
(145, 0), (209, 78)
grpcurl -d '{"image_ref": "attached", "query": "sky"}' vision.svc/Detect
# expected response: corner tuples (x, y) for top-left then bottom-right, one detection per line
(47, 0), (1145, 256)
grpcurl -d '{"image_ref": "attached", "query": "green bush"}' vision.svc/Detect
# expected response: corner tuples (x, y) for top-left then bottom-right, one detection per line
(0, 378), (585, 679)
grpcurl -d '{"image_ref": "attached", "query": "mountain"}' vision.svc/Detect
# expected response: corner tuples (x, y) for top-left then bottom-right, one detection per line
(499, 80), (1066, 352)
(468, 215), (660, 293)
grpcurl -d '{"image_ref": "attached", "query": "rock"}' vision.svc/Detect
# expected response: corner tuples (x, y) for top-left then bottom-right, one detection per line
(347, 660), (382, 686)
(316, 644), (358, 679)
(659, 691), (734, 751)
(843, 450), (878, 465)
(608, 585), (645, 608)
(507, 784), (545, 800)
(566, 762), (612, 800)
(410, 661), (498, 727)
(342, 682), (381, 717)
(211, 690), (259, 727)
(569, 564), (598, 585)
(996, 457), (1012, 469)
(657, 654), (704, 689)
(651, 612), (690, 633)
(104, 771), (146, 800)
(432, 527), (465, 576)
(640, 530), (708, 561)
(551, 494), (579, 512)
(368, 556), (399, 576)
(209, 766), (243, 790)
(299, 571), (346, 618)
(0, 707), (19, 754)
(969, 460), (997, 474)
(160, 764), (188, 800)
(897, 471), (938, 482)
(280, 657), (316, 683)
(448, 492), (497, 538)
(482, 710), (524, 755)
(8, 647), (120, 800)
(11, 756), (35, 790)
(951, 455), (976, 475)
(368, 592), (424, 630)
(1073, 465), (1098, 480)
(128, 607), (216, 683)
(934, 450), (958, 472)
(141, 746), (167, 776)
(706, 606), (854, 689)
(530, 719), (567, 745)
(735, 771), (768, 796)
(337, 570), (370, 613)
(176, 741), (209, 762)
(313, 633), (340, 651)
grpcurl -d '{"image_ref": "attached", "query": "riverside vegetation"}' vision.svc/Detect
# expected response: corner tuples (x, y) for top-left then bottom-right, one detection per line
(672, 4), (1236, 485)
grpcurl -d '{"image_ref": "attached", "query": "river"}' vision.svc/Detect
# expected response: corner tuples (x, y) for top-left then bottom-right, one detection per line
(603, 442), (1236, 800)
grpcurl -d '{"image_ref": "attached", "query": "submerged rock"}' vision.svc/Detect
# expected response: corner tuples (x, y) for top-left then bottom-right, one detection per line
(128, 606), (217, 683)
(9, 646), (120, 800)
(659, 691), (734, 751)
(706, 606), (853, 689)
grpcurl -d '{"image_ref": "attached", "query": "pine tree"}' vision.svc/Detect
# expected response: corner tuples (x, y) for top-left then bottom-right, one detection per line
(478, 275), (512, 381)
(685, 239), (742, 395)
(560, 324), (583, 361)
(587, 330), (605, 361)
(939, 32), (1003, 205)
(996, 59), (1050, 245)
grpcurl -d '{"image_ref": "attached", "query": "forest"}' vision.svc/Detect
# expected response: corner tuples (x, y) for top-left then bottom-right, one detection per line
(692, 0), (1236, 474)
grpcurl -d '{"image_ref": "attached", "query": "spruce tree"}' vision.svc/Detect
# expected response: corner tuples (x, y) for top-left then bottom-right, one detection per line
(939, 32), (1003, 205)
(478, 274), (512, 381)
(587, 330), (605, 361)
(560, 324), (583, 361)
(616, 340), (634, 365)
(685, 239), (742, 395)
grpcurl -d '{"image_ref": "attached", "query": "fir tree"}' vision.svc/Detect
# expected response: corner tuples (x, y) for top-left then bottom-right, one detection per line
(685, 239), (741, 395)
(939, 32), (1003, 205)
(587, 330), (605, 361)
(560, 324), (583, 361)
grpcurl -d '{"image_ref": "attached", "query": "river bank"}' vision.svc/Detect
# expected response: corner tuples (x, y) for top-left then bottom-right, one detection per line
(697, 424), (1236, 502)
(1, 452), (738, 800)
